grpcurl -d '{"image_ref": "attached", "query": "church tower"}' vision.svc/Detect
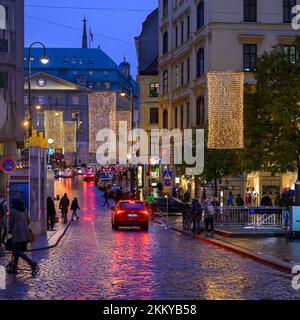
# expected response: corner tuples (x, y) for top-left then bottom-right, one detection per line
(82, 16), (88, 49)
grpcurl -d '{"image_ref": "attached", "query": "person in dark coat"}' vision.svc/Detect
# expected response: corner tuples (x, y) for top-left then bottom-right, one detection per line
(261, 193), (273, 206)
(102, 190), (110, 208)
(59, 193), (70, 224)
(184, 191), (190, 203)
(71, 198), (80, 220)
(235, 194), (245, 207)
(8, 199), (39, 276)
(47, 197), (56, 231)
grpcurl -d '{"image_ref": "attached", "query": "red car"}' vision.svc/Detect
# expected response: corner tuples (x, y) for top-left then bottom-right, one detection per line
(112, 201), (149, 231)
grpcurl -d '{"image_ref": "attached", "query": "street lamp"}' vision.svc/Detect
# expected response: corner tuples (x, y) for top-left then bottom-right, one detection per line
(27, 42), (49, 138)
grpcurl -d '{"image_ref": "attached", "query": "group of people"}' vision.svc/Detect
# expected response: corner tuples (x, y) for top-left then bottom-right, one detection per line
(47, 194), (81, 229)
(183, 198), (216, 235)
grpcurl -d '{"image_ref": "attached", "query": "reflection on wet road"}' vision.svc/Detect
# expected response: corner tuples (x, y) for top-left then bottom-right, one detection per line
(0, 177), (300, 300)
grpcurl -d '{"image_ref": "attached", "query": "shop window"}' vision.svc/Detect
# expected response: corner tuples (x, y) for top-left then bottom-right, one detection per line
(244, 0), (257, 22)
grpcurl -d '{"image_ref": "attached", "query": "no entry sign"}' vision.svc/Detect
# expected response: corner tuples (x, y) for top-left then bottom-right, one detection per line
(1, 157), (17, 174)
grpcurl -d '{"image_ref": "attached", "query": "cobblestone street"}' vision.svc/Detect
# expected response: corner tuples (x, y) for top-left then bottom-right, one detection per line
(0, 178), (300, 300)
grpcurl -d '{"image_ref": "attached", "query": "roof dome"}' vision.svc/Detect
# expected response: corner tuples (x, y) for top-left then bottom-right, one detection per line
(119, 58), (131, 68)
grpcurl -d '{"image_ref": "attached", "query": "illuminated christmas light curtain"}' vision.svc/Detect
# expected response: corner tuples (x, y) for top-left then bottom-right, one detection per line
(207, 72), (244, 149)
(44, 111), (63, 149)
(89, 92), (116, 153)
(63, 121), (77, 153)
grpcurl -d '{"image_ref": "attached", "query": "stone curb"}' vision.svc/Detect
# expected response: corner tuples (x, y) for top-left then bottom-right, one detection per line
(155, 220), (293, 274)
(27, 220), (73, 252)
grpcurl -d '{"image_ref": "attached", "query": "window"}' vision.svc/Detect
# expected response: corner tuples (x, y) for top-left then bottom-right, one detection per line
(181, 20), (184, 44)
(175, 65), (179, 87)
(196, 96), (205, 127)
(37, 112), (45, 128)
(283, 0), (296, 23)
(283, 45), (296, 63)
(243, 44), (257, 72)
(163, 70), (168, 93)
(71, 96), (80, 105)
(181, 62), (184, 86)
(149, 83), (159, 97)
(174, 107), (178, 128)
(197, 48), (205, 77)
(54, 96), (64, 106)
(163, 31), (168, 54)
(35, 96), (46, 106)
(37, 78), (46, 87)
(197, 1), (204, 30)
(244, 0), (257, 22)
(0, 39), (8, 52)
(72, 57), (77, 64)
(72, 112), (82, 129)
(150, 108), (159, 124)
(186, 103), (190, 128)
(163, 0), (168, 18)
(187, 58), (190, 83)
(180, 105), (184, 129)
(0, 5), (6, 30)
(187, 14), (190, 39)
(0, 72), (8, 89)
(175, 25), (178, 47)
(163, 109), (168, 129)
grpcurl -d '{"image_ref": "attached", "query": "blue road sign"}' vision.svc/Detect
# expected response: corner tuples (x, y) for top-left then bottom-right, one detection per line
(163, 171), (173, 181)
(1, 158), (17, 174)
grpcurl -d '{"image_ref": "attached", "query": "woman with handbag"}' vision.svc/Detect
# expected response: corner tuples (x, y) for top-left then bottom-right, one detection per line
(7, 199), (39, 276)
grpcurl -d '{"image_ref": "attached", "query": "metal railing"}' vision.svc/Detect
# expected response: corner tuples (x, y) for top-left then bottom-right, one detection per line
(213, 207), (285, 228)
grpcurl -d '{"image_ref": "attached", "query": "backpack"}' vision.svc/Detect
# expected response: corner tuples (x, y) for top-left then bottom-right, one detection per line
(206, 204), (215, 217)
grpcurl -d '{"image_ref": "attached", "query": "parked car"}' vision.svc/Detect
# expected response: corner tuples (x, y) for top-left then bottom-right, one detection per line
(83, 167), (95, 182)
(111, 200), (149, 231)
(153, 197), (185, 214)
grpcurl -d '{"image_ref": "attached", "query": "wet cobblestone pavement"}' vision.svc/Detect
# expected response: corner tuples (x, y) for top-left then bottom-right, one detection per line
(0, 178), (300, 300)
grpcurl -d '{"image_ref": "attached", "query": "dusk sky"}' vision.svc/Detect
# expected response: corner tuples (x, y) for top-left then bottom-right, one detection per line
(25, 0), (158, 77)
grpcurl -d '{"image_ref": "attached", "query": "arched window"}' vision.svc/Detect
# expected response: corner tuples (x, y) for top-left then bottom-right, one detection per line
(163, 70), (168, 93)
(197, 1), (204, 30)
(163, 31), (168, 55)
(197, 48), (205, 77)
(0, 5), (6, 30)
(196, 96), (205, 127)
(163, 109), (168, 129)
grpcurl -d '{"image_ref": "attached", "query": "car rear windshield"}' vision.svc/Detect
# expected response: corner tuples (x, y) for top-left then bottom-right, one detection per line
(119, 202), (145, 210)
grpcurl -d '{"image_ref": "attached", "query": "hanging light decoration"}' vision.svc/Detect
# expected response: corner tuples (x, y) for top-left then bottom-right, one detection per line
(44, 111), (63, 149)
(63, 121), (77, 153)
(207, 71), (244, 149)
(89, 92), (117, 153)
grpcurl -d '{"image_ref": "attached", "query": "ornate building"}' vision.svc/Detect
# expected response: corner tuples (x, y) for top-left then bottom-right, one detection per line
(158, 0), (299, 203)
(24, 18), (138, 165)
(0, 0), (24, 196)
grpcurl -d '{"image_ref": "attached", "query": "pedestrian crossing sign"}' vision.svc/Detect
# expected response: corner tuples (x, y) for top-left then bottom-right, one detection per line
(163, 171), (172, 181)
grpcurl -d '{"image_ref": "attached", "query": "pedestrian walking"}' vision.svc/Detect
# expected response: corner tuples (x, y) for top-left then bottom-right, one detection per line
(191, 199), (203, 234)
(7, 199), (39, 276)
(235, 194), (245, 206)
(203, 199), (215, 235)
(102, 190), (110, 208)
(47, 197), (56, 231)
(59, 193), (70, 224)
(184, 191), (190, 203)
(0, 199), (8, 246)
(71, 197), (80, 220)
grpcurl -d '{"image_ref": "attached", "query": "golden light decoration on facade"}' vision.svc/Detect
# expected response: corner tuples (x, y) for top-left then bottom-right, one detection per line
(63, 121), (77, 153)
(207, 71), (244, 149)
(88, 92), (117, 153)
(44, 111), (63, 149)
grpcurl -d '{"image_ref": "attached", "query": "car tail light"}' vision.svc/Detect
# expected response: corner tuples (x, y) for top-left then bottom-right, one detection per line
(116, 210), (126, 215)
(139, 210), (149, 216)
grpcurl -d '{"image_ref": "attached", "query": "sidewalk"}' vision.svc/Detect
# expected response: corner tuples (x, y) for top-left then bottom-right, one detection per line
(159, 216), (299, 273)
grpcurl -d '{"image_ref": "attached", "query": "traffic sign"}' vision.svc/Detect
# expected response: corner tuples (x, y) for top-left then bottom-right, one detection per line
(1, 157), (17, 174)
(163, 171), (173, 181)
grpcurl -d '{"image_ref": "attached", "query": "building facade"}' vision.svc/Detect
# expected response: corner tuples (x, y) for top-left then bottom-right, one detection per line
(158, 0), (299, 203)
(25, 21), (138, 165)
(135, 9), (160, 191)
(0, 0), (24, 196)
